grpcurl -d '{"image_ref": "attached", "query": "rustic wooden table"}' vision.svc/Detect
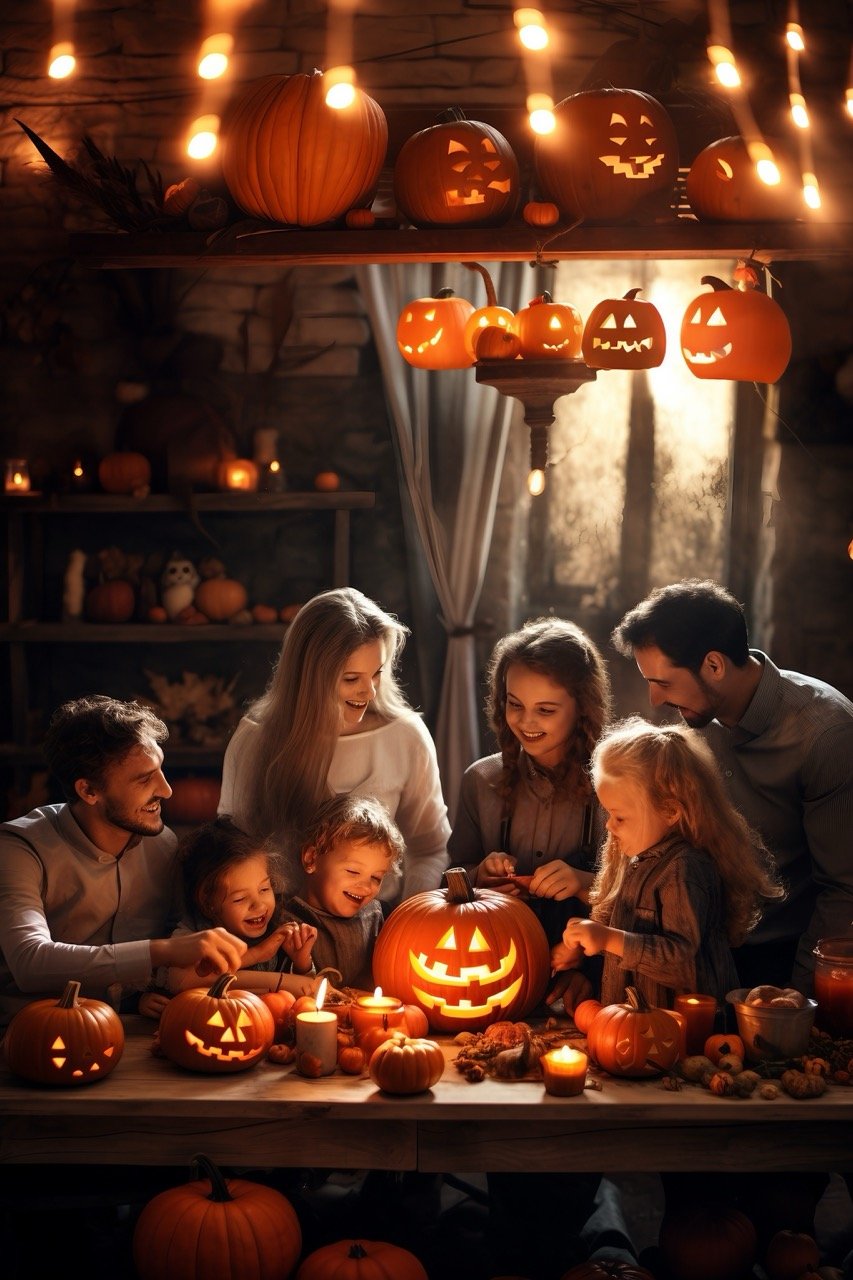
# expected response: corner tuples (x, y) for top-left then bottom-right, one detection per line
(2, 1017), (851, 1172)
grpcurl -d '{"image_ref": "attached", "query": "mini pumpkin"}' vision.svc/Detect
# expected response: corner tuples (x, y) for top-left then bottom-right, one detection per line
(582, 287), (666, 369)
(396, 287), (475, 369)
(3, 979), (124, 1086)
(394, 107), (520, 228)
(523, 200), (560, 227)
(194, 577), (249, 621)
(98, 450), (151, 495)
(680, 272), (792, 383)
(585, 986), (680, 1077)
(514, 291), (583, 359)
(157, 973), (274, 1073)
(368, 1033), (445, 1094)
(572, 998), (603, 1034)
(85, 578), (136, 624)
(296, 1239), (428, 1280)
(687, 135), (803, 223)
(463, 261), (517, 360)
(371, 866), (550, 1033)
(703, 1032), (745, 1065)
(133, 1153), (302, 1280)
(475, 325), (521, 361)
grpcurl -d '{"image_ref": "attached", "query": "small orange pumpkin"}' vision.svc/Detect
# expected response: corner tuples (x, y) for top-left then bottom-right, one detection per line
(260, 988), (297, 1043)
(703, 1032), (746, 1066)
(396, 287), (475, 370)
(523, 200), (560, 227)
(157, 974), (274, 1074)
(462, 261), (517, 361)
(586, 986), (680, 1078)
(514, 291), (583, 360)
(296, 1239), (428, 1280)
(572, 998), (603, 1034)
(85, 579), (136, 624)
(3, 980), (124, 1086)
(368, 1033), (445, 1094)
(475, 325), (521, 361)
(658, 1203), (757, 1280)
(764, 1230), (820, 1280)
(345, 207), (376, 228)
(194, 577), (248, 622)
(98, 451), (151, 495)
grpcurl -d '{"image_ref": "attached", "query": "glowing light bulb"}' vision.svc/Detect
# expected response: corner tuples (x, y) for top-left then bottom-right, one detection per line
(789, 93), (809, 129)
(786, 23), (805, 52)
(514, 8), (549, 51)
(802, 174), (821, 209)
(846, 88), (853, 119)
(198, 33), (233, 80)
(747, 141), (781, 186)
(324, 66), (356, 109)
(186, 115), (220, 160)
(527, 93), (555, 135)
(707, 44), (741, 89)
(48, 42), (76, 79)
(527, 469), (546, 497)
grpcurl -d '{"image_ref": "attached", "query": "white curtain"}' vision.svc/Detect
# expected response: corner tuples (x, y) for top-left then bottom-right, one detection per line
(356, 261), (526, 824)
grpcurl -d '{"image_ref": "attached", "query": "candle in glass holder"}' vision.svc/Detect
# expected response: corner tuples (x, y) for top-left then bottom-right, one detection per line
(220, 459), (259, 492)
(350, 987), (406, 1044)
(674, 993), (718, 1056)
(541, 1045), (588, 1097)
(4, 459), (31, 494)
(295, 978), (337, 1076)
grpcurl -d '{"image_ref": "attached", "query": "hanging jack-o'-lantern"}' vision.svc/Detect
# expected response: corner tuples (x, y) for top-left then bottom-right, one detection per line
(396, 287), (475, 369)
(514, 291), (584, 360)
(157, 973), (275, 1073)
(534, 88), (678, 223)
(686, 135), (803, 223)
(394, 108), (520, 228)
(371, 867), (550, 1033)
(462, 261), (517, 360)
(582, 287), (667, 369)
(3, 980), (124, 1086)
(680, 268), (792, 383)
(586, 986), (681, 1078)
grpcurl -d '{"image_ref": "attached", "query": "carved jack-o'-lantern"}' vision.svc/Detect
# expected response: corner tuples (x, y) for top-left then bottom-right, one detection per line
(534, 88), (678, 223)
(3, 980), (125, 1086)
(157, 974), (274, 1073)
(686, 135), (803, 223)
(394, 108), (520, 228)
(396, 287), (475, 369)
(586, 986), (681, 1078)
(680, 270), (792, 383)
(515, 291), (583, 359)
(372, 867), (550, 1033)
(582, 287), (667, 369)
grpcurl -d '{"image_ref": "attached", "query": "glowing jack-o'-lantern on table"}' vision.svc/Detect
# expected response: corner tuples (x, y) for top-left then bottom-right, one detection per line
(396, 287), (475, 369)
(534, 87), (678, 223)
(371, 866), (550, 1033)
(3, 980), (124, 1086)
(585, 986), (681, 1078)
(514, 291), (583, 360)
(582, 287), (667, 369)
(157, 973), (274, 1073)
(680, 267), (792, 383)
(393, 107), (520, 228)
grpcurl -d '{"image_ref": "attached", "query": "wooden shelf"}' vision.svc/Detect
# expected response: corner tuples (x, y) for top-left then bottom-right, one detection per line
(0, 742), (224, 767)
(0, 623), (288, 643)
(68, 221), (853, 268)
(0, 491), (376, 514)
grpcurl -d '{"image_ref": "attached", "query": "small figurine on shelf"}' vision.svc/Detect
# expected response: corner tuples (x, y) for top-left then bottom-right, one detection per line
(159, 551), (200, 621)
(62, 549), (87, 621)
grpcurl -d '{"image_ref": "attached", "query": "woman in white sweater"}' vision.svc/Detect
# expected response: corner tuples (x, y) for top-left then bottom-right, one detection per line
(218, 588), (449, 906)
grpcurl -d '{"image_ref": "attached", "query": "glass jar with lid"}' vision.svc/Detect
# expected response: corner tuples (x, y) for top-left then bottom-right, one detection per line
(813, 937), (853, 1037)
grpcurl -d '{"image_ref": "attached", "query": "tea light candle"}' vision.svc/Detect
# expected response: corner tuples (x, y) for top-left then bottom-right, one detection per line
(4, 459), (31, 494)
(541, 1045), (588, 1097)
(69, 458), (93, 493)
(221, 459), (259, 492)
(260, 459), (286, 492)
(295, 978), (337, 1076)
(350, 987), (406, 1044)
(674, 993), (718, 1056)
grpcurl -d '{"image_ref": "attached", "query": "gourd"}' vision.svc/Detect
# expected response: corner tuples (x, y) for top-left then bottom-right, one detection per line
(132, 1153), (302, 1280)
(585, 986), (681, 1077)
(368, 1032), (445, 1094)
(157, 973), (274, 1073)
(523, 200), (560, 227)
(658, 1203), (757, 1280)
(3, 979), (124, 1086)
(295, 1239), (428, 1280)
(704, 1033), (745, 1065)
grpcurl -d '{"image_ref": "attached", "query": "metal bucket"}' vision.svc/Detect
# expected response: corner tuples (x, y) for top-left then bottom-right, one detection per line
(726, 988), (816, 1062)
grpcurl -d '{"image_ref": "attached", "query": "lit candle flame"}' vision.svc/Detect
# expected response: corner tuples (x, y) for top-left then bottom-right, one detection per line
(316, 977), (328, 1011)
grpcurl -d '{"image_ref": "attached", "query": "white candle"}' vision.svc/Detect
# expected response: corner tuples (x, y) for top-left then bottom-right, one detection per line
(295, 1009), (337, 1076)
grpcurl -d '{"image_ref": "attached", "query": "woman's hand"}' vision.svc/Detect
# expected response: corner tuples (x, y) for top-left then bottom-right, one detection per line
(138, 991), (170, 1019)
(562, 917), (613, 957)
(529, 861), (593, 901)
(476, 854), (520, 894)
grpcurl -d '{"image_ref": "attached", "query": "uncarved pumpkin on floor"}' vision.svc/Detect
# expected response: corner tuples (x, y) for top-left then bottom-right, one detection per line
(295, 1239), (428, 1280)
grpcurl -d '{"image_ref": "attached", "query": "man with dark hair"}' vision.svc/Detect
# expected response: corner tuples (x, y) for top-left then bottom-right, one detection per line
(613, 579), (853, 993)
(0, 695), (246, 1025)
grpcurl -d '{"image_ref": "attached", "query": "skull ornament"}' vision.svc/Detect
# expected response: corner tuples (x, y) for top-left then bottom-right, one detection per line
(371, 867), (550, 1033)
(157, 973), (275, 1073)
(3, 980), (125, 1086)
(394, 108), (520, 227)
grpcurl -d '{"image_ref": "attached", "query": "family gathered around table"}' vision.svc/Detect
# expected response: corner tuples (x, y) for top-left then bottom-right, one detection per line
(1, 579), (852, 1279)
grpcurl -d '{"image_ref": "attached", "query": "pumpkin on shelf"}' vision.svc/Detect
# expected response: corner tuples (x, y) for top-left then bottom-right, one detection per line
(475, 324), (521, 362)
(462, 261), (517, 361)
(296, 1239), (428, 1280)
(85, 578), (136, 624)
(582, 287), (666, 369)
(97, 450), (151, 496)
(194, 576), (249, 622)
(393, 107), (520, 228)
(658, 1203), (757, 1280)
(396, 287), (475, 370)
(371, 866), (550, 1033)
(3, 979), (124, 1086)
(133, 1153), (302, 1280)
(522, 200), (560, 227)
(680, 269), (792, 383)
(534, 87), (679, 223)
(585, 986), (680, 1077)
(157, 973), (274, 1073)
(221, 70), (387, 227)
(686, 135), (803, 223)
(368, 1032), (445, 1094)
(165, 776), (221, 825)
(514, 291), (583, 360)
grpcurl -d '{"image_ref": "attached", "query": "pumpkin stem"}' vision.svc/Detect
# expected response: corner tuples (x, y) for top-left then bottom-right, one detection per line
(444, 866), (476, 903)
(538, 291), (553, 304)
(348, 1243), (369, 1258)
(624, 986), (651, 1013)
(207, 973), (237, 998)
(436, 287), (457, 299)
(463, 261), (498, 307)
(437, 107), (467, 124)
(57, 980), (81, 1009)
(699, 275), (732, 293)
(623, 288), (644, 301)
(191, 1153), (234, 1203)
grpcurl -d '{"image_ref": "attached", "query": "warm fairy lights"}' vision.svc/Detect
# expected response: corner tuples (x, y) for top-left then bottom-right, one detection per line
(324, 65), (356, 110)
(186, 114), (220, 159)
(784, 2), (822, 209)
(48, 41), (76, 79)
(526, 92), (555, 135)
(785, 22), (805, 52)
(514, 8), (549, 52)
(527, 468), (546, 497)
(789, 92), (809, 129)
(747, 140), (781, 186)
(802, 173), (821, 209)
(197, 33), (233, 80)
(706, 43), (741, 89)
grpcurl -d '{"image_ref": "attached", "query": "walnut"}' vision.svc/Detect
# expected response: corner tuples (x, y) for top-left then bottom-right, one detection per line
(758, 1082), (780, 1099)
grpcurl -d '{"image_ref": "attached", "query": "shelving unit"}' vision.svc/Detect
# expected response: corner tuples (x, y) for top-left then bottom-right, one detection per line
(1, 490), (375, 782)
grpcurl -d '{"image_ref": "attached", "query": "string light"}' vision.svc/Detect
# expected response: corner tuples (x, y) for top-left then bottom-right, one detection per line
(847, 88), (853, 119)
(514, 9), (549, 52)
(527, 469), (546, 496)
(785, 23), (805, 52)
(789, 91), (809, 129)
(186, 114), (220, 159)
(707, 43), (741, 88)
(48, 41), (76, 79)
(802, 172), (821, 209)
(324, 65), (356, 109)
(197, 33), (233, 81)
(747, 139), (781, 186)
(527, 92), (555, 135)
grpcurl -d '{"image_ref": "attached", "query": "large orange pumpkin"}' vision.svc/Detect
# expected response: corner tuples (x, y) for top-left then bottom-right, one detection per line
(658, 1203), (758, 1280)
(585, 986), (680, 1078)
(221, 70), (387, 226)
(680, 272), (792, 383)
(157, 974), (274, 1073)
(98, 451), (151, 495)
(582, 287), (667, 369)
(396, 287), (475, 369)
(371, 866), (550, 1033)
(296, 1239), (428, 1280)
(3, 979), (124, 1086)
(534, 88), (678, 223)
(133, 1153), (302, 1280)
(686, 135), (803, 223)
(394, 107), (520, 228)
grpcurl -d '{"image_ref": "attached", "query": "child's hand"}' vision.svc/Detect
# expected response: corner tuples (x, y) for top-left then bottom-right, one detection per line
(477, 854), (520, 893)
(139, 991), (170, 1019)
(550, 939), (584, 971)
(563, 917), (609, 956)
(530, 861), (587, 901)
(279, 921), (318, 974)
(546, 969), (593, 1013)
